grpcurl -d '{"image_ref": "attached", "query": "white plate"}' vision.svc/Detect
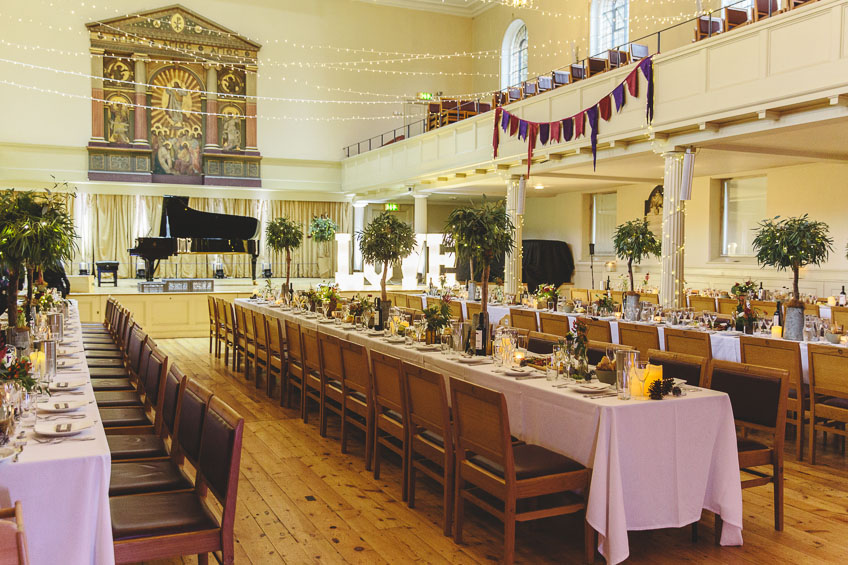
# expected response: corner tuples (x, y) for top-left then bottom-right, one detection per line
(37, 399), (87, 413)
(598, 316), (616, 321)
(48, 380), (87, 392)
(318, 319), (334, 324)
(34, 418), (94, 437)
(57, 360), (80, 369)
(414, 344), (439, 352)
(341, 323), (355, 329)
(384, 337), (405, 344)
(457, 356), (488, 364)
(574, 383), (611, 393)
(0, 447), (16, 464)
(505, 368), (529, 376)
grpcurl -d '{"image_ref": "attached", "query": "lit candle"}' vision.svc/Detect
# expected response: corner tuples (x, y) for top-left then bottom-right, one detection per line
(828, 296), (837, 307)
(614, 312), (622, 319)
(513, 350), (526, 365)
(643, 364), (663, 396)
(771, 325), (783, 338)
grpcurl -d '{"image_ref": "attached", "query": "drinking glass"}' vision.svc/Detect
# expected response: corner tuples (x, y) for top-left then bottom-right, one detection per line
(633, 362), (648, 398)
(762, 317), (773, 334)
(546, 355), (558, 382)
(441, 332), (453, 355)
(614, 349), (639, 401)
(354, 316), (363, 330)
(322, 302), (330, 319)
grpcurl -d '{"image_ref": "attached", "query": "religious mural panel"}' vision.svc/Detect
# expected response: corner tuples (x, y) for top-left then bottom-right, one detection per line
(150, 66), (203, 176)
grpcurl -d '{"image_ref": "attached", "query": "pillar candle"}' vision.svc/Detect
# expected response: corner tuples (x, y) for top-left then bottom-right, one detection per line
(771, 326), (783, 338)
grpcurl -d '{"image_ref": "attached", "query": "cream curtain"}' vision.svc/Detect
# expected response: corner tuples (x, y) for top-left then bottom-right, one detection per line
(70, 193), (350, 280)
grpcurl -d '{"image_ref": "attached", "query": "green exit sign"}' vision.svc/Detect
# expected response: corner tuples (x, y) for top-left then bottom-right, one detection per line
(384, 203), (399, 211)
(417, 92), (433, 101)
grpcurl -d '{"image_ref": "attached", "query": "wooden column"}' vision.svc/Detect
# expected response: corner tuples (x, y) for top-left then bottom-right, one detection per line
(132, 54), (149, 145)
(204, 64), (219, 150)
(90, 48), (105, 142)
(245, 64), (258, 151)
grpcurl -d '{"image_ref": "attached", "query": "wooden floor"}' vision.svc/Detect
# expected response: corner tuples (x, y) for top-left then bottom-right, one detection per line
(143, 338), (848, 565)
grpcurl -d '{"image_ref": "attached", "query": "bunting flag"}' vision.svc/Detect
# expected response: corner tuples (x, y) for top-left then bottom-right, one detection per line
(491, 56), (654, 175)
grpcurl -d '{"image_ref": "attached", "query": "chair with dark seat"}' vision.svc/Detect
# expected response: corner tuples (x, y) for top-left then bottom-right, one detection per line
(703, 360), (788, 536)
(552, 70), (571, 88)
(264, 314), (286, 400)
(108, 378), (212, 497)
(439, 99), (460, 125)
(371, 351), (410, 501)
(450, 378), (593, 564)
(0, 501), (29, 564)
(507, 87), (522, 103)
(570, 63), (586, 81)
(629, 43), (650, 61)
(617, 322), (660, 357)
(426, 102), (441, 130)
(526, 331), (560, 355)
(582, 318), (612, 343)
(100, 342), (167, 435)
(539, 312), (570, 337)
(741, 337), (805, 460)
(789, 0), (813, 8)
(301, 327), (323, 424)
(724, 6), (750, 30)
(663, 327), (712, 359)
(250, 309), (269, 388)
(695, 16), (724, 41)
(283, 320), (305, 411)
(587, 341), (632, 366)
(235, 305), (255, 379)
(808, 344), (848, 464)
(754, 0), (779, 21)
(339, 339), (374, 470)
(107, 364), (185, 461)
(608, 49), (630, 68)
(492, 90), (508, 108)
(537, 76), (553, 93)
(646, 349), (707, 387)
(586, 57), (609, 77)
(403, 362), (454, 536)
(90, 323), (147, 393)
(509, 308), (538, 332)
(317, 332), (344, 438)
(110, 395), (243, 565)
(522, 80), (538, 98)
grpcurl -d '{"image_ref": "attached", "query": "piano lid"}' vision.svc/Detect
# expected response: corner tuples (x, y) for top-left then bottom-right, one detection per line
(159, 195), (260, 240)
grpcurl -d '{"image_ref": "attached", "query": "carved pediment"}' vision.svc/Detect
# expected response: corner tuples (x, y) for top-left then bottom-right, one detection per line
(87, 4), (260, 61)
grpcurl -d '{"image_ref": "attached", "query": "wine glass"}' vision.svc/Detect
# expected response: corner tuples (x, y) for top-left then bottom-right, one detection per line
(633, 362), (648, 398)
(321, 301), (330, 319)
(762, 317), (773, 335)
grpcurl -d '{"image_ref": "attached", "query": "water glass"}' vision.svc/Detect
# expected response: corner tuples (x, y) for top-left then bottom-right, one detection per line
(614, 349), (639, 401)
(440, 333), (452, 355)
(545, 355), (558, 382)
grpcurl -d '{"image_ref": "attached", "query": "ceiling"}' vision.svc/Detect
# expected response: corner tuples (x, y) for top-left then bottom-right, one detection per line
(353, 0), (493, 17)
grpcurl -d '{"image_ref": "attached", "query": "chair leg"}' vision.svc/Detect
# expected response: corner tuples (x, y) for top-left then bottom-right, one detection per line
(453, 471), (465, 543)
(714, 513), (723, 546)
(809, 416), (817, 465)
(443, 462), (454, 538)
(365, 413), (374, 472)
(198, 553), (209, 565)
(774, 461), (784, 531)
(373, 437), (382, 480)
(319, 394), (328, 437)
(503, 500), (516, 565)
(340, 407), (348, 454)
(796, 415), (804, 461)
(407, 462), (416, 508)
(401, 439), (408, 503)
(584, 517), (595, 564)
(691, 521), (699, 543)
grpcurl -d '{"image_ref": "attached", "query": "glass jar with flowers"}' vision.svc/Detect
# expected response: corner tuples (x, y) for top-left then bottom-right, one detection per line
(536, 283), (559, 311)
(730, 280), (758, 300)
(595, 294), (616, 316)
(570, 318), (591, 380)
(734, 301), (758, 334)
(316, 283), (340, 317)
(422, 296), (452, 344)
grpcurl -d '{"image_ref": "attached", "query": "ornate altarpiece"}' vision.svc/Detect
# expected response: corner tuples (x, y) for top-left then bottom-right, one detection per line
(86, 5), (262, 186)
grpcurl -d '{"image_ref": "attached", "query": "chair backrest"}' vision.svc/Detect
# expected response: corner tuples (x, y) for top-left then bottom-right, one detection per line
(448, 300), (463, 321)
(509, 308), (538, 332)
(830, 306), (848, 331)
(253, 310), (268, 350)
(196, 396), (244, 537)
(207, 296), (217, 327)
(523, 81), (537, 96)
(301, 327), (321, 376)
(618, 322), (660, 357)
(127, 325), (147, 378)
(223, 301), (235, 334)
(630, 43), (650, 60)
(808, 344), (848, 399)
(803, 303), (819, 317)
(527, 331), (560, 355)
(215, 298), (228, 330)
(717, 298), (738, 316)
(339, 339), (371, 399)
(583, 318), (612, 343)
(570, 63), (585, 80)
(570, 288), (589, 303)
(538, 75), (553, 91)
(552, 70), (571, 86)
(586, 57), (609, 75)
(725, 6), (749, 28)
(539, 312), (570, 337)
(0, 501), (29, 565)
(647, 349), (707, 387)
(465, 301), (482, 322)
(587, 340), (632, 365)
(705, 360), (788, 438)
(402, 362), (451, 451)
(608, 49), (629, 67)
(240, 306), (255, 340)
(318, 332), (343, 385)
(449, 378), (510, 477)
(755, 0), (778, 17)
(640, 293), (659, 305)
(740, 336), (802, 396)
(370, 350), (406, 419)
(688, 295), (717, 312)
(507, 87), (521, 101)
(698, 15), (723, 36)
(161, 364), (186, 439)
(177, 378), (213, 465)
(663, 327), (712, 359)
(589, 289), (607, 303)
(284, 320), (303, 364)
(750, 300), (777, 318)
(143, 343), (168, 421)
(265, 314), (283, 357)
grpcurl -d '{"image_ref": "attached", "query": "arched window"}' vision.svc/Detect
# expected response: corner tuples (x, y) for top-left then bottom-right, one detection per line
(501, 20), (528, 89)
(590, 0), (629, 55)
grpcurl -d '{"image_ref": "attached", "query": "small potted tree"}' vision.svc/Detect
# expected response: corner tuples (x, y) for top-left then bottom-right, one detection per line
(444, 197), (514, 354)
(613, 218), (661, 316)
(753, 215), (832, 341)
(265, 217), (303, 299)
(309, 215), (338, 278)
(358, 211), (415, 327)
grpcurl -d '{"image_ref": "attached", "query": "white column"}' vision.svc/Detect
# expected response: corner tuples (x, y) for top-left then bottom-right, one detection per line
(413, 193), (428, 234)
(660, 151), (689, 309)
(504, 175), (526, 296)
(352, 200), (368, 271)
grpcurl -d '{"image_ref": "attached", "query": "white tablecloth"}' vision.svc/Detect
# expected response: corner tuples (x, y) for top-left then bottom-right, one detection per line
(239, 299), (743, 564)
(0, 303), (114, 565)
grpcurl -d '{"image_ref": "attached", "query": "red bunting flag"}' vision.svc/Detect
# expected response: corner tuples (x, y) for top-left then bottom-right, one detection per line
(509, 114), (519, 136)
(599, 95), (612, 121)
(550, 120), (561, 143)
(625, 68), (639, 97)
(574, 112), (585, 138)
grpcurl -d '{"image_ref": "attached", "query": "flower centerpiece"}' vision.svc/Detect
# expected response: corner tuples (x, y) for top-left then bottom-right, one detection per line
(316, 282), (340, 316)
(596, 294), (616, 316)
(422, 296), (452, 343)
(730, 280), (757, 299)
(0, 356), (41, 394)
(570, 318), (590, 380)
(536, 283), (559, 310)
(734, 301), (759, 334)
(348, 294), (372, 321)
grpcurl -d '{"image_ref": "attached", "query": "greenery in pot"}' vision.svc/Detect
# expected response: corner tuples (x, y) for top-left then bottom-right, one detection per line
(752, 215), (833, 305)
(358, 211), (415, 302)
(308, 215), (338, 243)
(422, 296), (452, 333)
(0, 189), (77, 328)
(612, 218), (661, 293)
(443, 197), (514, 314)
(265, 217), (303, 294)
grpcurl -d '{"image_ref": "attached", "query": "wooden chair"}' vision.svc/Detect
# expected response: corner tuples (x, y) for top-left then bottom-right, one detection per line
(703, 360), (788, 535)
(570, 288), (589, 303)
(238, 306), (256, 379)
(371, 351), (410, 501)
(754, 0), (779, 21)
(402, 362), (454, 536)
(663, 327), (712, 359)
(646, 349), (707, 387)
(439, 99), (460, 126)
(213, 298), (228, 360)
(585, 57), (609, 77)
(740, 336), (804, 460)
(339, 339), (375, 470)
(552, 70), (571, 87)
(539, 312), (570, 337)
(830, 306), (848, 330)
(617, 322), (660, 357)
(688, 295), (717, 312)
(301, 327), (322, 425)
(587, 341), (632, 365)
(629, 43), (650, 61)
(522, 80), (538, 98)
(808, 344), (848, 464)
(0, 501), (29, 564)
(249, 309), (270, 387)
(111, 395), (244, 565)
(610, 291), (624, 306)
(448, 300), (463, 322)
(232, 305), (250, 374)
(570, 63), (586, 81)
(526, 331), (560, 355)
(507, 87), (522, 103)
(537, 75), (553, 92)
(317, 332), (344, 438)
(221, 300), (237, 370)
(608, 49), (630, 69)
(283, 320), (305, 411)
(264, 314), (286, 400)
(803, 303), (820, 317)
(582, 318), (612, 343)
(450, 378), (593, 564)
(750, 300), (778, 318)
(694, 16), (723, 41)
(509, 308), (538, 332)
(101, 342), (167, 435)
(717, 298), (739, 316)
(640, 293), (659, 305)
(206, 296), (218, 354)
(589, 289), (606, 303)
(789, 0), (813, 8)
(465, 301), (482, 324)
(724, 6), (749, 30)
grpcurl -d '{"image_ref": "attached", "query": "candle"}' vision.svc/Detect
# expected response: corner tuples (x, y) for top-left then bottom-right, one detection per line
(771, 325), (783, 338)
(642, 364), (663, 396)
(828, 296), (837, 307)
(513, 350), (526, 365)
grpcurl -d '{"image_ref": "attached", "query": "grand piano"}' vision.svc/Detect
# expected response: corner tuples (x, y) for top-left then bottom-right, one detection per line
(129, 195), (260, 283)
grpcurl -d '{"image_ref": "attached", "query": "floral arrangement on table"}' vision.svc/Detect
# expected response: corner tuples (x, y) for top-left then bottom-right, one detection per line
(347, 294), (373, 318)
(15, 307), (27, 330)
(316, 282), (340, 304)
(422, 296), (452, 333)
(304, 287), (318, 310)
(438, 274), (447, 289)
(730, 280), (757, 298)
(640, 273), (651, 292)
(0, 356), (41, 394)
(489, 284), (504, 304)
(616, 273), (629, 292)
(569, 318), (591, 380)
(595, 294), (616, 315)
(536, 284), (558, 305)
(734, 301), (759, 333)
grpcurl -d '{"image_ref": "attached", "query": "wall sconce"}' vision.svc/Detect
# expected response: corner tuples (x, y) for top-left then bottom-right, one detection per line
(605, 261), (616, 272)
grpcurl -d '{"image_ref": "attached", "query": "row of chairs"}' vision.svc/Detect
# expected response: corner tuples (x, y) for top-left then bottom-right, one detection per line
(688, 295), (826, 320)
(695, 0), (817, 42)
(83, 298), (244, 564)
(426, 99), (493, 131)
(563, 288), (659, 305)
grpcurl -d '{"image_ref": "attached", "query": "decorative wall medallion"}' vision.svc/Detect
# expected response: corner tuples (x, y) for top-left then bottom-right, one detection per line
(170, 13), (185, 33)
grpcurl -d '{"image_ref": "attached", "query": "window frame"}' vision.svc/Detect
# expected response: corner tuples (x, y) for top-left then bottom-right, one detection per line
(590, 191), (618, 257)
(590, 0), (630, 55)
(501, 19), (529, 89)
(719, 175), (767, 258)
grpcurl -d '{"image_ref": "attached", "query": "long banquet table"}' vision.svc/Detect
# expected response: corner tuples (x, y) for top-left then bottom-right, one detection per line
(0, 302), (114, 565)
(239, 298), (744, 565)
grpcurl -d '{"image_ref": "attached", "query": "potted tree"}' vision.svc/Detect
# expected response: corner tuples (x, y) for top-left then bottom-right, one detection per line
(443, 197), (514, 354)
(265, 217), (303, 299)
(753, 215), (832, 341)
(358, 211), (415, 327)
(613, 218), (661, 316)
(309, 215), (338, 278)
(0, 189), (76, 347)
